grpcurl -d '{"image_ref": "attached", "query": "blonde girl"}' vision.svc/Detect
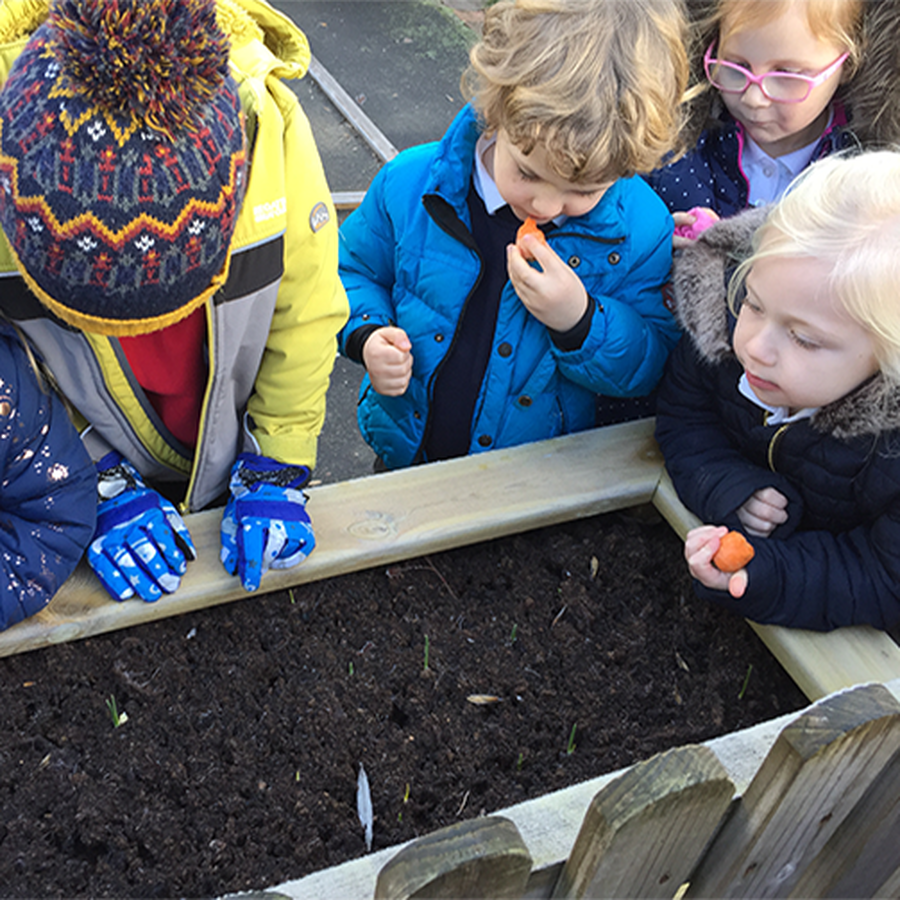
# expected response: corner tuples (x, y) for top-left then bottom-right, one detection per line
(655, 150), (900, 631)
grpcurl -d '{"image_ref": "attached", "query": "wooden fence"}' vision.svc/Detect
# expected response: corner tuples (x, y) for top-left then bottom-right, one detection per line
(371, 681), (900, 899)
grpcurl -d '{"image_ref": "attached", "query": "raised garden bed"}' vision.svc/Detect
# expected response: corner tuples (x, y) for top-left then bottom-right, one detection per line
(2, 423), (899, 897)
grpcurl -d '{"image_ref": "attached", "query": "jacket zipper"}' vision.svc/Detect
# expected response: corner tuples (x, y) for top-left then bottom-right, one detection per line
(767, 421), (790, 472)
(412, 194), (484, 463)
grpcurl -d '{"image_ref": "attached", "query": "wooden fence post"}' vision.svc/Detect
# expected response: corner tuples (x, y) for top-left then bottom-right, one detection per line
(685, 682), (900, 898)
(373, 816), (532, 900)
(550, 744), (734, 899)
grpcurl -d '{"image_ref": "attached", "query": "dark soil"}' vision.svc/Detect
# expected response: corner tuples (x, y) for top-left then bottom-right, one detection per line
(0, 509), (812, 898)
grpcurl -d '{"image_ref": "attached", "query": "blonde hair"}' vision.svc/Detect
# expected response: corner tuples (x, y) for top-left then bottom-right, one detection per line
(717, 0), (864, 69)
(728, 150), (900, 382)
(462, 0), (690, 182)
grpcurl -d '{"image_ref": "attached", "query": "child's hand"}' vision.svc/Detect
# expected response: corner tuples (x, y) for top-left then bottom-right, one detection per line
(736, 487), (788, 537)
(685, 525), (748, 599)
(362, 326), (413, 396)
(672, 207), (719, 249)
(507, 237), (589, 332)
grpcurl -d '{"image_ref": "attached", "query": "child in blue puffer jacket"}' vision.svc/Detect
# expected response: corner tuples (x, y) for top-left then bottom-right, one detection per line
(338, 0), (690, 469)
(0, 322), (96, 631)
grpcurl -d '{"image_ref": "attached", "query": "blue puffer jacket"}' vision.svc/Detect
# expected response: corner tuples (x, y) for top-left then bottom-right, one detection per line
(655, 210), (900, 632)
(0, 324), (97, 631)
(644, 104), (856, 218)
(339, 105), (680, 468)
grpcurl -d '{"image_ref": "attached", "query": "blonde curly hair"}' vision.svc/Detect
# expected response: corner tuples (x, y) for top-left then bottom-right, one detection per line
(462, 0), (691, 183)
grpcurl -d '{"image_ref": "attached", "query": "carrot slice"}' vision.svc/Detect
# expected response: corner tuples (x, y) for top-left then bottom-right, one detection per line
(516, 217), (547, 260)
(712, 531), (755, 573)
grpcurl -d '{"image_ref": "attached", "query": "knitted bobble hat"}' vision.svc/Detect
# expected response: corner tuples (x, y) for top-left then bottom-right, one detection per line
(0, 0), (247, 335)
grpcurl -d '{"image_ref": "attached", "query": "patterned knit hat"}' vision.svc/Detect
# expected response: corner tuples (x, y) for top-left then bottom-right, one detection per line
(0, 0), (247, 335)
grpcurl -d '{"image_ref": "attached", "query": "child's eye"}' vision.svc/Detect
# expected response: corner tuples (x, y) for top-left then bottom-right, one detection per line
(518, 168), (538, 182)
(741, 298), (762, 314)
(790, 331), (820, 350)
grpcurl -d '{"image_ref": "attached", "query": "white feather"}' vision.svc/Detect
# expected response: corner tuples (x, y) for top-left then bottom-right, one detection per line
(357, 762), (374, 852)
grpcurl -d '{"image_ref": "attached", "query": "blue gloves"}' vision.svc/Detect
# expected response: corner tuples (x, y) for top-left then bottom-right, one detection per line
(89, 452), (197, 602)
(220, 453), (315, 592)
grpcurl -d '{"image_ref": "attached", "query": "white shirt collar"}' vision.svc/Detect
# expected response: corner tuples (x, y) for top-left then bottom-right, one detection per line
(473, 134), (568, 225)
(744, 106), (833, 207)
(738, 372), (817, 424)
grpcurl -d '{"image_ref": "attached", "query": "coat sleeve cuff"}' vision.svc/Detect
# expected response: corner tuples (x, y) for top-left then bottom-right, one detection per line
(548, 296), (597, 352)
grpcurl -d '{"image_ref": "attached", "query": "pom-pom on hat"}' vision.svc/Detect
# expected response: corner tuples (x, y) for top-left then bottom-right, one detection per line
(0, 0), (247, 335)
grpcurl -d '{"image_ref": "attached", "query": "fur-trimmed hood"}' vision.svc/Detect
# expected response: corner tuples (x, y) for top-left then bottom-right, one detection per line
(680, 0), (900, 151)
(673, 207), (900, 440)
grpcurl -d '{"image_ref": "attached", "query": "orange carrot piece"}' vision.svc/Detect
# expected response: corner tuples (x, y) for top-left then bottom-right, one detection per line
(516, 217), (547, 260)
(712, 531), (755, 573)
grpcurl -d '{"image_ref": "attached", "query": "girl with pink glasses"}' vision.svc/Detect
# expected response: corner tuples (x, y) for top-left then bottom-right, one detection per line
(645, 0), (900, 245)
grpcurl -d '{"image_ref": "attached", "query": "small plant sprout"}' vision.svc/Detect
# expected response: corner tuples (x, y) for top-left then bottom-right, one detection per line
(348, 661), (354, 676)
(566, 723), (577, 755)
(289, 588), (296, 604)
(516, 752), (524, 772)
(398, 781), (410, 823)
(509, 623), (518, 644)
(738, 663), (754, 700)
(106, 695), (128, 728)
(423, 634), (430, 672)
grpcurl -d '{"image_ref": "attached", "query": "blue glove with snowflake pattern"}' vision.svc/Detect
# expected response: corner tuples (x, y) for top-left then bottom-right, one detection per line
(88, 452), (197, 602)
(220, 453), (315, 592)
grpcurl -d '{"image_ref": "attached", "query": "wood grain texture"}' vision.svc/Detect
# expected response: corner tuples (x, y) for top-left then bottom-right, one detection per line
(0, 421), (662, 657)
(551, 745), (734, 899)
(652, 470), (900, 701)
(374, 816), (532, 900)
(685, 682), (900, 898)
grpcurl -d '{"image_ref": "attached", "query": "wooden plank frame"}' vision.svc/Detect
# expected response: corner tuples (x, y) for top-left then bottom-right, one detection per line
(2, 419), (899, 706)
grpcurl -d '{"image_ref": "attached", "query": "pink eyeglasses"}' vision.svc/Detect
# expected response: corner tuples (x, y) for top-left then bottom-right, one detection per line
(704, 42), (849, 103)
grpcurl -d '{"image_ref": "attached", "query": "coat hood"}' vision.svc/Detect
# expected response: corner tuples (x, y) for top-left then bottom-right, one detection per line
(0, 0), (311, 80)
(673, 206), (900, 439)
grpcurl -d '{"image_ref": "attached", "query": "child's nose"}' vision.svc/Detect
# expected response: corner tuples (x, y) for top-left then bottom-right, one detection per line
(741, 80), (771, 108)
(745, 328), (777, 364)
(533, 194), (563, 220)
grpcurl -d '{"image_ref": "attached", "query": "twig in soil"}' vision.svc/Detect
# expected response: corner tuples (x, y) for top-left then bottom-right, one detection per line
(457, 789), (470, 816)
(551, 605), (568, 626)
(386, 557), (458, 600)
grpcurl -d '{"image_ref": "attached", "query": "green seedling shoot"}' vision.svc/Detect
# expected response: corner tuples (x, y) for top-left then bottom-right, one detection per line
(106, 694), (128, 728)
(738, 663), (754, 700)
(398, 782), (411, 823)
(423, 634), (430, 672)
(566, 723), (577, 755)
(509, 623), (518, 644)
(348, 661), (354, 676)
(516, 752), (524, 771)
(289, 588), (296, 604)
